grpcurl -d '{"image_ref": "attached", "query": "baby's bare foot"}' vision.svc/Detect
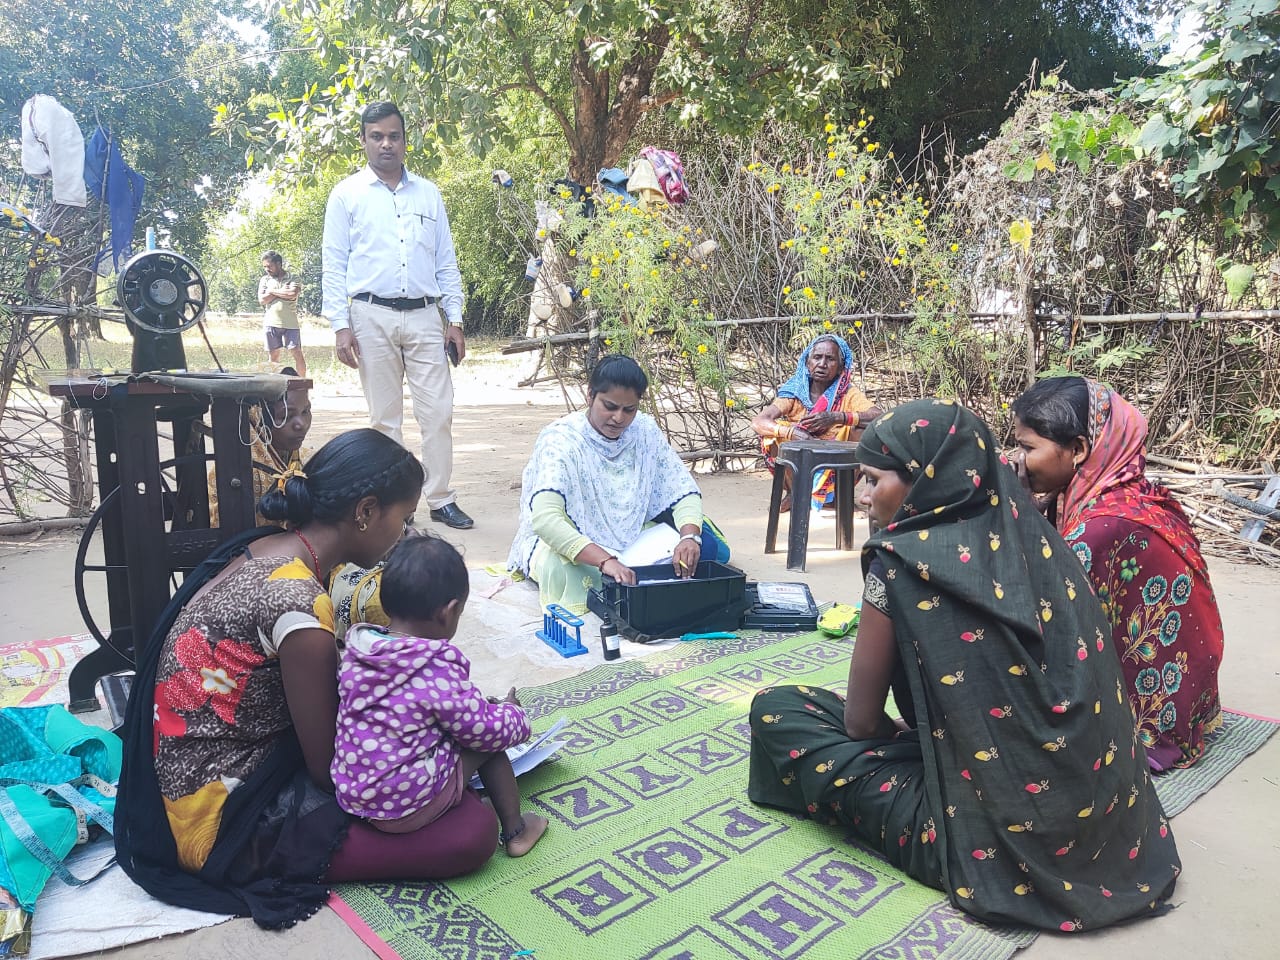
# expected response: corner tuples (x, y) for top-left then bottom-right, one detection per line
(503, 813), (548, 857)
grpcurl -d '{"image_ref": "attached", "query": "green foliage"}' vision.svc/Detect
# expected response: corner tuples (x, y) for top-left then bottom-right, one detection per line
(557, 197), (730, 391)
(205, 167), (340, 314)
(0, 0), (264, 259)
(211, 16), (334, 171)
(755, 120), (961, 336)
(1257, 406), (1280, 426)
(267, 0), (901, 182)
(544, 116), (965, 401)
(996, 72), (1142, 187)
(204, 136), (559, 333)
(854, 0), (1151, 154)
(1036, 106), (1138, 177)
(432, 134), (567, 332)
(1121, 0), (1280, 250)
(1074, 333), (1158, 374)
(1219, 260), (1257, 301)
(1014, 4), (1280, 306)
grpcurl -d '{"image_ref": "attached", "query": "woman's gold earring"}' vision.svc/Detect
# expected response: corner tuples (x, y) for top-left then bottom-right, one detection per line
(357, 519), (368, 532)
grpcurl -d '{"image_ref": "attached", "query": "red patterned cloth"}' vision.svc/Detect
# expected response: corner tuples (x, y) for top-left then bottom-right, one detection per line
(1058, 384), (1224, 770)
(637, 146), (688, 204)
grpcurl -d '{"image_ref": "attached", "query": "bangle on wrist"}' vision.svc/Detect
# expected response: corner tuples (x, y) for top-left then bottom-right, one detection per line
(596, 555), (614, 573)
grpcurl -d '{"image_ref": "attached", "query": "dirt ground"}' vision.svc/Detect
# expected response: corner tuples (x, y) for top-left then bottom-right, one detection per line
(0, 350), (1277, 959)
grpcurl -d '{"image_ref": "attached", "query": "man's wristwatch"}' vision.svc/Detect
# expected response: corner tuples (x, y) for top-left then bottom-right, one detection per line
(678, 533), (701, 544)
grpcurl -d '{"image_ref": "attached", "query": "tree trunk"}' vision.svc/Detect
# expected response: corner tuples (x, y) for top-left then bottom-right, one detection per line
(567, 25), (671, 186)
(1022, 277), (1037, 389)
(57, 317), (92, 514)
(568, 44), (610, 185)
(52, 201), (106, 338)
(602, 27), (669, 170)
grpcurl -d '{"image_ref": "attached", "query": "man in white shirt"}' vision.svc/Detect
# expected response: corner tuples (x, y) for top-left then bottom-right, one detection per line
(322, 101), (473, 529)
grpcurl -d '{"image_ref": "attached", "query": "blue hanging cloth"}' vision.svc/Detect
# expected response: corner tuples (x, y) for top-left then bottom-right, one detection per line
(83, 127), (145, 271)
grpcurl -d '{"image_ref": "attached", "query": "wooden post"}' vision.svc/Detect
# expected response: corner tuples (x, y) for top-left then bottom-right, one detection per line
(1022, 279), (1037, 389)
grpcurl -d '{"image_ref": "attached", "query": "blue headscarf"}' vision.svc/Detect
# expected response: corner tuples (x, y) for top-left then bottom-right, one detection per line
(776, 334), (855, 410)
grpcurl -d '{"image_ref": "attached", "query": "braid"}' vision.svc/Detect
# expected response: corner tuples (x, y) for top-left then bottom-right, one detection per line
(259, 472), (312, 525)
(305, 437), (423, 522)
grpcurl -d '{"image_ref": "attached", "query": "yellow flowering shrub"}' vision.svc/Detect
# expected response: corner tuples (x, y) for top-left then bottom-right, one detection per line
(511, 111), (978, 449)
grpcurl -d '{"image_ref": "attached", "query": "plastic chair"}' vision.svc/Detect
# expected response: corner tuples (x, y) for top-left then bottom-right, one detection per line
(764, 439), (863, 572)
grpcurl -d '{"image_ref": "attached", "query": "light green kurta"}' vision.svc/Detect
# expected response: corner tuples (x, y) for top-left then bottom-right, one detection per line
(528, 489), (702, 613)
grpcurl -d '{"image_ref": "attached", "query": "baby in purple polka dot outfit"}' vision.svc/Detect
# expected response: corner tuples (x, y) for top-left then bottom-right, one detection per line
(333, 534), (549, 856)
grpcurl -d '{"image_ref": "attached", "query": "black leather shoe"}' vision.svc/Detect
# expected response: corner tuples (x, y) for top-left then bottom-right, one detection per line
(429, 503), (474, 529)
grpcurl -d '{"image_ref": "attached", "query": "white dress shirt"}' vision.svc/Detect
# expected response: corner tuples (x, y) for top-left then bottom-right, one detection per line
(322, 166), (464, 331)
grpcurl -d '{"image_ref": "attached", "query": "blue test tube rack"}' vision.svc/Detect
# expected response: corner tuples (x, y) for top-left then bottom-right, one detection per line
(538, 604), (588, 658)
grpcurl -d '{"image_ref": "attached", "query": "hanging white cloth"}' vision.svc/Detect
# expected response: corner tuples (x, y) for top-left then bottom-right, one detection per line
(21, 95), (87, 208)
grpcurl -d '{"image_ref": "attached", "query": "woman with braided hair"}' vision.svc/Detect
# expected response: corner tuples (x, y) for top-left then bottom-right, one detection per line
(115, 429), (502, 928)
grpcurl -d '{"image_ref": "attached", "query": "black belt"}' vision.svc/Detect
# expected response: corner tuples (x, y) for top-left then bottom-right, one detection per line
(354, 292), (438, 310)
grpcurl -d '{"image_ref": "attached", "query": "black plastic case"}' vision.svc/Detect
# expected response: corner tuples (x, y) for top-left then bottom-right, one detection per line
(587, 560), (749, 642)
(741, 582), (820, 631)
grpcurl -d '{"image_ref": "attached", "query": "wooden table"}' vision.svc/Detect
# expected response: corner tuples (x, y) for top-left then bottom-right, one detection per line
(45, 374), (307, 712)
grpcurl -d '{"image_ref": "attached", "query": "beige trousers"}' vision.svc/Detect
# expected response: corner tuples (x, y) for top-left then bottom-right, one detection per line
(349, 299), (455, 508)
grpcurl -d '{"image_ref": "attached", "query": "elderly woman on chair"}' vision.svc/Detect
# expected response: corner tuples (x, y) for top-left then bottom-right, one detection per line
(751, 334), (881, 512)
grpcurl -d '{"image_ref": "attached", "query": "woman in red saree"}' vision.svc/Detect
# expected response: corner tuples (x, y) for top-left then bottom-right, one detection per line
(1012, 377), (1224, 770)
(750, 334), (881, 511)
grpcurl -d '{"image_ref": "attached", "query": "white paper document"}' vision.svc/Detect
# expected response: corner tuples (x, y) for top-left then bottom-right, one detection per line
(469, 716), (569, 789)
(616, 524), (681, 567)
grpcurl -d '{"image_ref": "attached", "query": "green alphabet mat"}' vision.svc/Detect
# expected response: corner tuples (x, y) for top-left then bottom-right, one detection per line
(333, 631), (1276, 960)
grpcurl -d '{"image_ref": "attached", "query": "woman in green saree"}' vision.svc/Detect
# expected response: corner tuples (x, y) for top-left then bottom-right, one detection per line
(748, 399), (1180, 932)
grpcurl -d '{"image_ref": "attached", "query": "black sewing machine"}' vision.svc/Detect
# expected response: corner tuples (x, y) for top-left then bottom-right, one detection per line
(47, 251), (308, 720)
(115, 248), (206, 373)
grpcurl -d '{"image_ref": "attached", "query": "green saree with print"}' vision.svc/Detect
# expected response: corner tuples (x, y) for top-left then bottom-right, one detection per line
(749, 399), (1180, 933)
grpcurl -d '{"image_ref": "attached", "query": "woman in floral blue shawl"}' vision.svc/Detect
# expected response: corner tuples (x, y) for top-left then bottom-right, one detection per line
(751, 334), (880, 510)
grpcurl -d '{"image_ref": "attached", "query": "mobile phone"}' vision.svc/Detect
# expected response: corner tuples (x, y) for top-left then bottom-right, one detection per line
(446, 340), (460, 367)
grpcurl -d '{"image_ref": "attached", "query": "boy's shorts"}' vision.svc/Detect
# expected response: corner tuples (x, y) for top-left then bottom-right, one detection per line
(265, 326), (301, 351)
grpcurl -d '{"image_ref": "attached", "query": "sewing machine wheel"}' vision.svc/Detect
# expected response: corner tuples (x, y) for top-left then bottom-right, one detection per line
(74, 448), (281, 652)
(73, 453), (197, 653)
(117, 249), (208, 335)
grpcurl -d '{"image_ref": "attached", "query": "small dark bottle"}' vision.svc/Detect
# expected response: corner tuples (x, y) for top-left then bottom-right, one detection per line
(600, 616), (622, 661)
